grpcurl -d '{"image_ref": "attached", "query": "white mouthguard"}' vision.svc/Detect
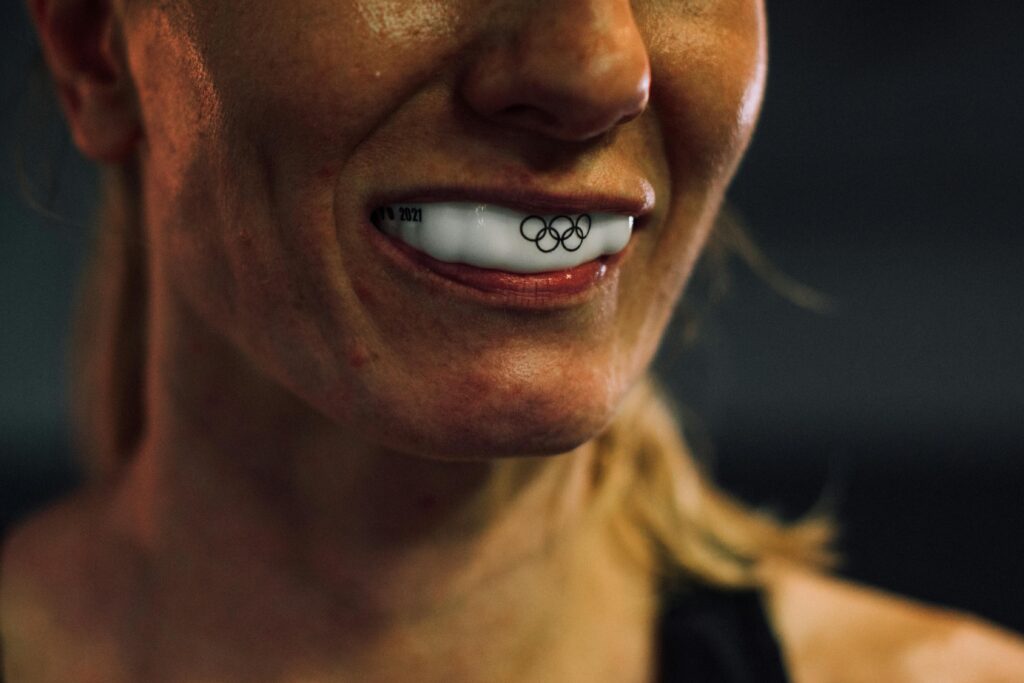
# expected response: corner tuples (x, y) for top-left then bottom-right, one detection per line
(371, 202), (633, 274)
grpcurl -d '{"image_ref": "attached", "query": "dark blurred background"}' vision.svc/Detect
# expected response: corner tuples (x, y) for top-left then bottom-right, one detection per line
(2, 3), (1022, 631)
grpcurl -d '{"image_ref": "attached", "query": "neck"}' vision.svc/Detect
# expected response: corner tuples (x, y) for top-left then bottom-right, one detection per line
(108, 276), (656, 680)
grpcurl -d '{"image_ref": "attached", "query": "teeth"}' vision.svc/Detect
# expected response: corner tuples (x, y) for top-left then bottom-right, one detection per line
(370, 202), (633, 274)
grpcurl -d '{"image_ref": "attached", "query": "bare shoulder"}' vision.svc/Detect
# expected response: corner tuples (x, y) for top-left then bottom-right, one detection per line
(758, 560), (1024, 683)
(1, 489), (141, 682)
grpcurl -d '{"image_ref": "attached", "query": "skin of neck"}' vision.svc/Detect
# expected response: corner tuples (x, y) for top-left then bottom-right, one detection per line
(105, 261), (657, 681)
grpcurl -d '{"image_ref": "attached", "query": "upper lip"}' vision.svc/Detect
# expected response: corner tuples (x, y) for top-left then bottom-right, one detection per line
(366, 184), (655, 220)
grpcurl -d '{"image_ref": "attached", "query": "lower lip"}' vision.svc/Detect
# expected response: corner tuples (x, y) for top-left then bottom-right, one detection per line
(362, 219), (628, 308)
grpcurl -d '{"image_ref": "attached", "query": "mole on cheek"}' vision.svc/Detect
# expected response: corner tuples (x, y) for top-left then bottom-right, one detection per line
(347, 342), (374, 369)
(353, 282), (377, 307)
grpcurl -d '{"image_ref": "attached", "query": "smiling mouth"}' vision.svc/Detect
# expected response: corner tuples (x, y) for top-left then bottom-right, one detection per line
(369, 202), (634, 275)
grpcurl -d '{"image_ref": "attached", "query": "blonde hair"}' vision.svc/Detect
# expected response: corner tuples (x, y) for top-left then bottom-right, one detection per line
(593, 378), (834, 586)
(71, 167), (833, 587)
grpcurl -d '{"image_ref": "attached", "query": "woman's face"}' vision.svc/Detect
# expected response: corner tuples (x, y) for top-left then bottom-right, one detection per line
(125, 0), (765, 459)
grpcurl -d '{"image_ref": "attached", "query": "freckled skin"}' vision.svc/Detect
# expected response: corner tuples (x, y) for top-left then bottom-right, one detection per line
(124, 0), (766, 460)
(14, 5), (1024, 682)
(7, 2), (767, 679)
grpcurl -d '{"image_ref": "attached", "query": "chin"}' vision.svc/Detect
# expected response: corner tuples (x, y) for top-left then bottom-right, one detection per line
(354, 365), (627, 462)
(402, 414), (612, 462)
(434, 405), (614, 461)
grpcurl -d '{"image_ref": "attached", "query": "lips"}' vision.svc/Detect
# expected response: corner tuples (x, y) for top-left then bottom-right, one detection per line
(369, 202), (634, 274)
(360, 191), (647, 307)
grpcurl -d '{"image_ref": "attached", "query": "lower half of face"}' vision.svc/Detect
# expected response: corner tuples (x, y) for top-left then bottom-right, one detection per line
(131, 1), (764, 460)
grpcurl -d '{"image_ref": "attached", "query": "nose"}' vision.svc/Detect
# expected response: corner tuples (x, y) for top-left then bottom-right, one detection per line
(460, 0), (651, 142)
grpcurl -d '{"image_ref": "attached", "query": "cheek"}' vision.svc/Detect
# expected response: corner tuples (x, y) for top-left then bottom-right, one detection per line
(611, 8), (766, 375)
(640, 6), (766, 289)
(131, 1), (467, 199)
(125, 2), (466, 380)
(193, 1), (465, 162)
(648, 6), (766, 184)
(128, 10), (221, 200)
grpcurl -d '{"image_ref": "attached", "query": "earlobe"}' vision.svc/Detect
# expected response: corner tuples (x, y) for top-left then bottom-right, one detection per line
(28, 0), (140, 163)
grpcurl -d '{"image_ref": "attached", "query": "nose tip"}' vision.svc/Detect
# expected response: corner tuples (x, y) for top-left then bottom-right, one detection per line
(460, 2), (652, 142)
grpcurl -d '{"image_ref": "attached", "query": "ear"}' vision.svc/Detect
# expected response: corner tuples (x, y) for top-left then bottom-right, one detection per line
(28, 0), (140, 163)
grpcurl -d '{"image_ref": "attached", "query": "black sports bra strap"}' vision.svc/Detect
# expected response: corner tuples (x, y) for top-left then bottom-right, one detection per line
(656, 583), (791, 683)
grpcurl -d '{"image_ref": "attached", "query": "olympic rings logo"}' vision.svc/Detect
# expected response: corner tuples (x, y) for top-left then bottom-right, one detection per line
(519, 214), (592, 253)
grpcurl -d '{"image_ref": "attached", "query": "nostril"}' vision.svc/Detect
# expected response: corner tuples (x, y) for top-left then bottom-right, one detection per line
(491, 67), (649, 142)
(493, 97), (643, 143)
(618, 96), (649, 126)
(458, 4), (651, 142)
(497, 104), (560, 130)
